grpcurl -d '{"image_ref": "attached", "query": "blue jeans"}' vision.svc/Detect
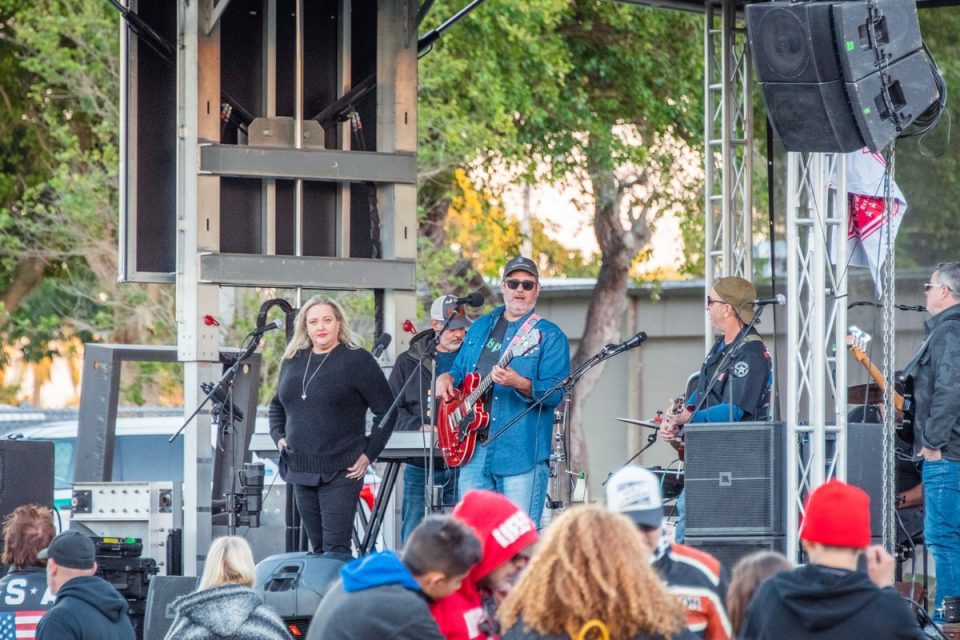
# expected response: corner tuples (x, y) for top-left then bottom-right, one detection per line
(401, 464), (458, 543)
(457, 443), (550, 528)
(924, 458), (960, 622)
(675, 488), (686, 542)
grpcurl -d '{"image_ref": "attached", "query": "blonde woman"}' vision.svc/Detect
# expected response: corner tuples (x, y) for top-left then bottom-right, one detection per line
(164, 536), (288, 640)
(498, 505), (695, 640)
(269, 295), (396, 558)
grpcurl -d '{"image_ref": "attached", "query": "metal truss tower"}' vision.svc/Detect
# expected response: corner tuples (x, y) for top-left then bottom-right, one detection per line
(784, 152), (848, 560)
(703, 1), (849, 559)
(703, 0), (753, 349)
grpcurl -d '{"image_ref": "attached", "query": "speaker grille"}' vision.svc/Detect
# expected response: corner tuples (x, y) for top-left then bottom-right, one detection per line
(684, 536), (786, 572)
(685, 422), (785, 536)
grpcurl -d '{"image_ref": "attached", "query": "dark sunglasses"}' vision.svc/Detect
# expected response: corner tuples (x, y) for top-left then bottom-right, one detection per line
(504, 278), (537, 291)
(706, 296), (728, 306)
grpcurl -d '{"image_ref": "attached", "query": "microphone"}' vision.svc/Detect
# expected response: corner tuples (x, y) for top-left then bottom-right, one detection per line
(621, 331), (648, 350)
(604, 332), (648, 356)
(372, 333), (392, 358)
(453, 291), (484, 308)
(251, 319), (283, 336)
(752, 294), (786, 306)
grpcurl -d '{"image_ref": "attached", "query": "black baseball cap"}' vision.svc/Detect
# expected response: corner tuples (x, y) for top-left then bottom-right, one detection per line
(503, 257), (539, 280)
(38, 530), (96, 569)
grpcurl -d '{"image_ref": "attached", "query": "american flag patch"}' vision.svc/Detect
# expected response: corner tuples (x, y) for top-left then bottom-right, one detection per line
(0, 610), (44, 639)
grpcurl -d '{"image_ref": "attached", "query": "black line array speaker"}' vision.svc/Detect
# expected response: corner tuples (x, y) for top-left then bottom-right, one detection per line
(746, 0), (938, 152)
(143, 576), (198, 640)
(684, 422), (786, 537)
(683, 536), (786, 572)
(0, 440), (53, 519)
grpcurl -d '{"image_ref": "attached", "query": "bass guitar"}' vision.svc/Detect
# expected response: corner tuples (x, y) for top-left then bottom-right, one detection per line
(436, 328), (542, 467)
(846, 326), (913, 444)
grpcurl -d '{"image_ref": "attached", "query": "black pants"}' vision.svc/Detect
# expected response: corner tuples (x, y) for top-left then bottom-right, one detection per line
(293, 471), (362, 556)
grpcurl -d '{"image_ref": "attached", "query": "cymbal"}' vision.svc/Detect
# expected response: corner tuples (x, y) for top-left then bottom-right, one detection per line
(847, 382), (904, 405)
(615, 417), (659, 430)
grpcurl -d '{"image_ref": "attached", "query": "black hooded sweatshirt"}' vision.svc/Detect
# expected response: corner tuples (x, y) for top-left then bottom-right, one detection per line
(36, 575), (135, 640)
(739, 564), (924, 640)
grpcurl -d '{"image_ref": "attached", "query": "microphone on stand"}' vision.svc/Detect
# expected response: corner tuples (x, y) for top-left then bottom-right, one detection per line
(752, 294), (786, 306)
(250, 319), (283, 337)
(372, 333), (392, 358)
(452, 291), (484, 307)
(603, 331), (648, 356)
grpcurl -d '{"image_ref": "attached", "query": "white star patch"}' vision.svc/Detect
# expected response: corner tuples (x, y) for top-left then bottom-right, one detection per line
(732, 361), (750, 378)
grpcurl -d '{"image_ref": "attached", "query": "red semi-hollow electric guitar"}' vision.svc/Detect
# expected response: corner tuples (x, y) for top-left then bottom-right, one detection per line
(436, 328), (542, 467)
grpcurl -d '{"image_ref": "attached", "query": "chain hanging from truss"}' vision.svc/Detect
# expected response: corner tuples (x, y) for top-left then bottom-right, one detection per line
(880, 147), (897, 549)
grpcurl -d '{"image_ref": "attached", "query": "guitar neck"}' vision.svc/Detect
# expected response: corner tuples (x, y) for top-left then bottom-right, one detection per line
(852, 352), (904, 411)
(465, 352), (516, 406)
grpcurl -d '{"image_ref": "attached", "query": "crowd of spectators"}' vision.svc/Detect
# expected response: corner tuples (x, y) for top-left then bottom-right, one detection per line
(0, 473), (934, 639)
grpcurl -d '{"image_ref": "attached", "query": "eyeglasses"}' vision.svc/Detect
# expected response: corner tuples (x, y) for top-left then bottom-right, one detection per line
(706, 296), (728, 306)
(504, 278), (537, 291)
(925, 282), (952, 292)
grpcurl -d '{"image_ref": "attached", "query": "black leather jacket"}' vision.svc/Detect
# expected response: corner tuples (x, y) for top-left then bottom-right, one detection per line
(912, 304), (960, 458)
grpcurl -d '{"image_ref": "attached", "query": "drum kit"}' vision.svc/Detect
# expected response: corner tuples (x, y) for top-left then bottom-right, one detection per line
(614, 417), (684, 500)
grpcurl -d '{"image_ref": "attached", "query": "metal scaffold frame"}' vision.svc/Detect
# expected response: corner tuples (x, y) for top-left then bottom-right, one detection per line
(784, 152), (848, 560)
(703, 0), (753, 349)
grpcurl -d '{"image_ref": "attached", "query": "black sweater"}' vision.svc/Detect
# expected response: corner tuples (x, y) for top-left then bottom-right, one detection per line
(269, 344), (396, 473)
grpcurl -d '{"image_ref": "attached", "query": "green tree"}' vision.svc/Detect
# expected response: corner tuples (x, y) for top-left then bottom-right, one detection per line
(419, 1), (704, 471)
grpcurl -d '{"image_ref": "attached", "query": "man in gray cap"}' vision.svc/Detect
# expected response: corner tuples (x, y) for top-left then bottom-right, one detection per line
(437, 257), (570, 528)
(607, 465), (732, 639)
(36, 530), (135, 640)
(658, 276), (773, 541)
(389, 294), (472, 542)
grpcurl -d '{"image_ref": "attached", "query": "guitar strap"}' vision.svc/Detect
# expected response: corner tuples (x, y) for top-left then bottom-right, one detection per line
(504, 312), (541, 354)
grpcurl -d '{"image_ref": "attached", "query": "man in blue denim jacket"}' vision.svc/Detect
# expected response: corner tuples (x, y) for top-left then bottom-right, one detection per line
(436, 257), (570, 527)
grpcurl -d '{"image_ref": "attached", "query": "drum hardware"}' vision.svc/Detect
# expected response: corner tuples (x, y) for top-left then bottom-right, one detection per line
(615, 417), (660, 429)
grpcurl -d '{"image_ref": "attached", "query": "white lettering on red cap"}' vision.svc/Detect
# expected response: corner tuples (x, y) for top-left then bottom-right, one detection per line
(491, 511), (534, 548)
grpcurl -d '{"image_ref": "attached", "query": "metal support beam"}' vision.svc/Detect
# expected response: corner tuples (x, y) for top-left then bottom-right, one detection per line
(703, 0), (753, 349)
(784, 152), (848, 561)
(198, 144), (417, 184)
(203, 0), (233, 35)
(198, 254), (417, 290)
(177, 0), (221, 576)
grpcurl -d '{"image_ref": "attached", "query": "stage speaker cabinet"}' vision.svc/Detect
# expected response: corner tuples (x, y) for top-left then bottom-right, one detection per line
(0, 440), (54, 520)
(684, 536), (786, 572)
(684, 422), (785, 537)
(143, 576), (197, 640)
(254, 551), (344, 633)
(746, 0), (937, 153)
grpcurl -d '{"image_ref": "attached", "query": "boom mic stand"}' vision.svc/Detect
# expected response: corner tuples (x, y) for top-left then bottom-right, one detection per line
(485, 333), (647, 509)
(169, 329), (265, 444)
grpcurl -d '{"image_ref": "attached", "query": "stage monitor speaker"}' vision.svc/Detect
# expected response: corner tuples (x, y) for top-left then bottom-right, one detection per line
(0, 440), (53, 519)
(684, 422), (785, 537)
(746, 0), (937, 153)
(143, 576), (197, 640)
(684, 536), (786, 573)
(254, 551), (344, 634)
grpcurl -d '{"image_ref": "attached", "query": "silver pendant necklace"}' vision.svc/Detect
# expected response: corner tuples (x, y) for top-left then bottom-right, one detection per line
(301, 349), (333, 400)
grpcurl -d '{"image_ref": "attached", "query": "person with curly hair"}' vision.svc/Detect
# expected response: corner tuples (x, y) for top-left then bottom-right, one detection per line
(725, 551), (791, 637)
(0, 504), (57, 614)
(498, 505), (695, 640)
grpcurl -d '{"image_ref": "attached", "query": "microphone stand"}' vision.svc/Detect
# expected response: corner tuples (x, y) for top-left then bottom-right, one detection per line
(169, 331), (263, 443)
(483, 339), (645, 506)
(373, 305), (465, 516)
